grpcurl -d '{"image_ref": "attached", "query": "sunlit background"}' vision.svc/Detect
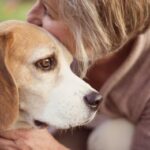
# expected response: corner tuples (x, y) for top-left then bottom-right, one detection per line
(0, 0), (35, 21)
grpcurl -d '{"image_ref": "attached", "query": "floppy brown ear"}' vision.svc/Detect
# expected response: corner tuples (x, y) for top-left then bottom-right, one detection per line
(0, 31), (19, 130)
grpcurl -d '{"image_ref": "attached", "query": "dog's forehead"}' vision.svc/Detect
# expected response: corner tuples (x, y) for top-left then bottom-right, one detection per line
(13, 22), (54, 46)
(2, 21), (73, 64)
(7, 22), (58, 58)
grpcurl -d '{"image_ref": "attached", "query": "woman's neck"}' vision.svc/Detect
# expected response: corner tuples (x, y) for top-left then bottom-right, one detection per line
(85, 39), (135, 90)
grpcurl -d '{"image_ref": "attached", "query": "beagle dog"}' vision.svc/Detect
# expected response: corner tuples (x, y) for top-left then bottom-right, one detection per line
(0, 20), (102, 131)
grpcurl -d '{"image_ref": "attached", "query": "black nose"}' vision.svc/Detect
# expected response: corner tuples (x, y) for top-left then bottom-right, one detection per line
(84, 92), (102, 110)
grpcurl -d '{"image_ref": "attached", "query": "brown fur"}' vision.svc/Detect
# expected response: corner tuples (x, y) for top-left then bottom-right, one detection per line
(0, 21), (52, 130)
(0, 20), (100, 131)
(0, 31), (19, 130)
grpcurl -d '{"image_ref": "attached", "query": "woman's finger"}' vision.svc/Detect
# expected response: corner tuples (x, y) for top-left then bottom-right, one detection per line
(0, 138), (19, 150)
(0, 128), (33, 140)
(0, 137), (32, 150)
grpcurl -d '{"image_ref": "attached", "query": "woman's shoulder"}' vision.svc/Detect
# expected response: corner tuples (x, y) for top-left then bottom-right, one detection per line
(100, 28), (150, 121)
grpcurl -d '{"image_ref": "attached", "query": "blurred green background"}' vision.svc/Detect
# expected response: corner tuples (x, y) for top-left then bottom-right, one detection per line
(0, 0), (35, 21)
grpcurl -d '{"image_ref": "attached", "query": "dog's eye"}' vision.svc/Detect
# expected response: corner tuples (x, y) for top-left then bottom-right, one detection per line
(35, 55), (57, 71)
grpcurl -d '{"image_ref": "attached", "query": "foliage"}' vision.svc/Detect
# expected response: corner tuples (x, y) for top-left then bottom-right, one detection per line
(0, 0), (34, 21)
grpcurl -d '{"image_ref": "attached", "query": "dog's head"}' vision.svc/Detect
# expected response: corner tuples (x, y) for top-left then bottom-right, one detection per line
(0, 21), (102, 130)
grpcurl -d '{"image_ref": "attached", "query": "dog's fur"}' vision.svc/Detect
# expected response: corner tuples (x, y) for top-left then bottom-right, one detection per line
(0, 20), (99, 130)
(0, 21), (134, 150)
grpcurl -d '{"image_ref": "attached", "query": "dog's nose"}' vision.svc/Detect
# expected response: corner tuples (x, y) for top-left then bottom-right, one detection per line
(84, 92), (102, 110)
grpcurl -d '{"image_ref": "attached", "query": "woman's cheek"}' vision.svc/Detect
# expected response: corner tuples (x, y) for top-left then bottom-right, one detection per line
(43, 18), (65, 40)
(43, 17), (75, 54)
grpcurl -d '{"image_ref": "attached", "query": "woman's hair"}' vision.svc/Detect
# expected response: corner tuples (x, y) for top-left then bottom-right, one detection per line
(58, 0), (150, 76)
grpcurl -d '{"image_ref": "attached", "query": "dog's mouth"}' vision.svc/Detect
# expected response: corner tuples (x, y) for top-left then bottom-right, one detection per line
(34, 120), (49, 129)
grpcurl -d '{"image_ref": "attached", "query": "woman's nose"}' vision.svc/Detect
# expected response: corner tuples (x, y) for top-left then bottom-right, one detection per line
(84, 92), (102, 111)
(27, 16), (42, 26)
(27, 1), (43, 26)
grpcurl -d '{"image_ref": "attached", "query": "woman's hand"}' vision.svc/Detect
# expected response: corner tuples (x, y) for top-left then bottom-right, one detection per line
(0, 128), (69, 150)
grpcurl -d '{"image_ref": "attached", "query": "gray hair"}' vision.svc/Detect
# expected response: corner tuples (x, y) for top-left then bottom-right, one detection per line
(58, 0), (150, 76)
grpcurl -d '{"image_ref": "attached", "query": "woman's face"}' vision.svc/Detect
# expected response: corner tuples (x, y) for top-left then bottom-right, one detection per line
(27, 0), (75, 54)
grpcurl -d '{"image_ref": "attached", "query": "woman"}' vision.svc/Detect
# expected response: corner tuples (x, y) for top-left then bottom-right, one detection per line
(0, 0), (150, 150)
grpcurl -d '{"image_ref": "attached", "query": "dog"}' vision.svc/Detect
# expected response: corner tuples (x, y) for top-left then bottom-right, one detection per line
(0, 20), (102, 131)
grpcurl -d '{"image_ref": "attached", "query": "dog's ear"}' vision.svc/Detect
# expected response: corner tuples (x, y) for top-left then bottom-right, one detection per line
(0, 31), (19, 130)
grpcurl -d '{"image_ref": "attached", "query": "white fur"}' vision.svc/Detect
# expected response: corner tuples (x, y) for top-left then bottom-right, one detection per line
(88, 118), (135, 150)
(10, 33), (98, 129)
(0, 20), (100, 130)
